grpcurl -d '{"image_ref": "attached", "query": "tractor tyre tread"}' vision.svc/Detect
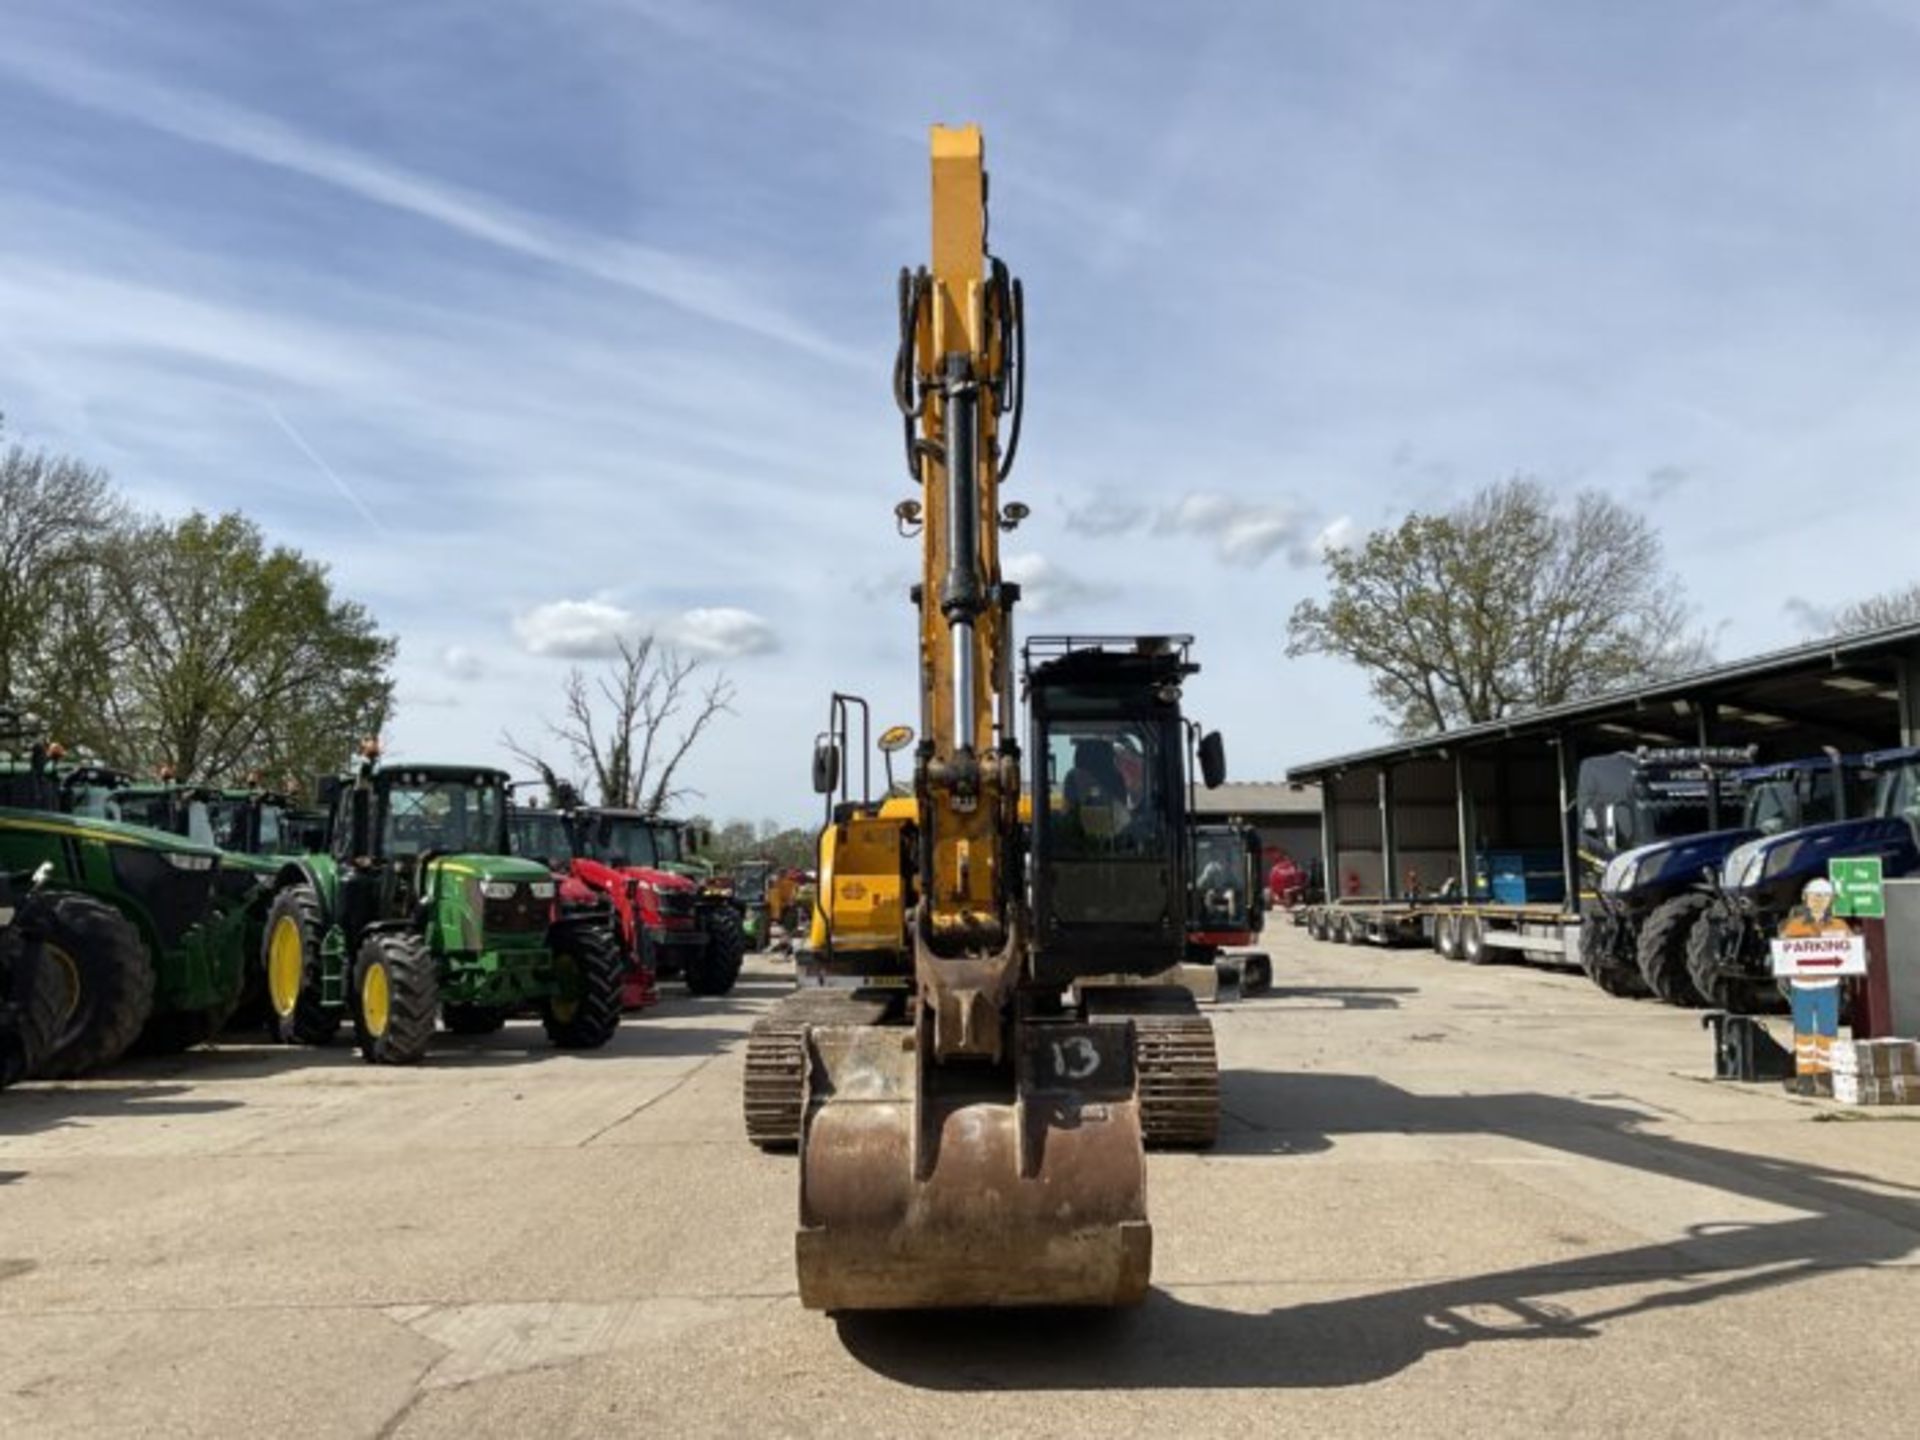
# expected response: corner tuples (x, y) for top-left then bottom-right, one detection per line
(264, 885), (341, 1047)
(1636, 893), (1711, 1007)
(35, 892), (155, 1079)
(1685, 901), (1785, 1015)
(685, 906), (746, 996)
(2, 923), (67, 1089)
(1579, 911), (1649, 999)
(354, 930), (440, 1065)
(542, 922), (623, 1049)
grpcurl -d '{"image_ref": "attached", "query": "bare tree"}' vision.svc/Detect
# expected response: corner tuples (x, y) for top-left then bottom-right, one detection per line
(1288, 478), (1711, 737)
(505, 635), (734, 814)
(1829, 582), (1920, 635)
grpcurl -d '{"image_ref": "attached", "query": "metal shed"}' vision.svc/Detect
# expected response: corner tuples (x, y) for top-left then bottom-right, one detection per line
(1287, 622), (1920, 903)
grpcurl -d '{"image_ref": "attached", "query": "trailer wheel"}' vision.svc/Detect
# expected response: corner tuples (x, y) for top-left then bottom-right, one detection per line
(1459, 916), (1488, 965)
(1434, 914), (1460, 961)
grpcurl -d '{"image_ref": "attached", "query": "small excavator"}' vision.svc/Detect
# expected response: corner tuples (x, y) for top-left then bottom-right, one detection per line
(744, 126), (1228, 1311)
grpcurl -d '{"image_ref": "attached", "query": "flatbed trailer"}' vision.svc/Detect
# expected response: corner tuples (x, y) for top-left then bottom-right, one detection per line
(1303, 897), (1582, 967)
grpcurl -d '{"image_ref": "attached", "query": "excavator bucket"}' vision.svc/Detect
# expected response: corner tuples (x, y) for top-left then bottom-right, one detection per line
(795, 1016), (1152, 1311)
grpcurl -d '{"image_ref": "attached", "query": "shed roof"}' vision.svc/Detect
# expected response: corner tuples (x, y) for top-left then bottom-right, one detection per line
(1287, 620), (1920, 781)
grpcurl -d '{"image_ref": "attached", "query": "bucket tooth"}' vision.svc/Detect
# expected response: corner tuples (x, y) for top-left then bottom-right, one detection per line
(794, 1019), (1151, 1311)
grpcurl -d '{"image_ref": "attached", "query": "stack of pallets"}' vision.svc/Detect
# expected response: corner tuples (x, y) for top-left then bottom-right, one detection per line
(1831, 1039), (1920, 1106)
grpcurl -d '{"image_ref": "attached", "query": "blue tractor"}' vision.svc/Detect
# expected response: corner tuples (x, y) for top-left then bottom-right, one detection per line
(1575, 748), (1754, 998)
(1685, 747), (1920, 1013)
(1589, 752), (1871, 1006)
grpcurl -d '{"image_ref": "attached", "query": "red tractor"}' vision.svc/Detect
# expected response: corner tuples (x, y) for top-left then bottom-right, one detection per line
(1265, 848), (1308, 909)
(510, 803), (745, 1000)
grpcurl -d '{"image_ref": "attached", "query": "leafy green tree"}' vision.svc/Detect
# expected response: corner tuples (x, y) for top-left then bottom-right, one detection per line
(101, 511), (394, 783)
(1288, 479), (1708, 736)
(0, 434), (126, 747)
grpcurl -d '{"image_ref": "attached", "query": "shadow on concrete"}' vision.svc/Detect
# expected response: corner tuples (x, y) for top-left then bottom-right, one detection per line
(837, 1074), (1920, 1389)
(0, 1082), (243, 1139)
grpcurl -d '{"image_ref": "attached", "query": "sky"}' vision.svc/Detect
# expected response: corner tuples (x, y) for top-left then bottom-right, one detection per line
(4, 0), (1920, 824)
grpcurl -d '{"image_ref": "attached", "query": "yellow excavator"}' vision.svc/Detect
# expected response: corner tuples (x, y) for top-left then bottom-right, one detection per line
(743, 125), (1229, 1311)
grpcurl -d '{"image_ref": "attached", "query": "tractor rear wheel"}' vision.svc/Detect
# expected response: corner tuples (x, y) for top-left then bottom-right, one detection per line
(1578, 911), (1648, 999)
(264, 885), (340, 1046)
(685, 906), (746, 996)
(36, 893), (155, 1079)
(2, 924), (65, 1089)
(442, 1003), (509, 1036)
(353, 930), (439, 1065)
(542, 923), (622, 1049)
(1637, 894), (1710, 1007)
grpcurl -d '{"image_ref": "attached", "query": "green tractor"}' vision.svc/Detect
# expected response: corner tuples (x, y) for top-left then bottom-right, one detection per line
(262, 753), (624, 1064)
(1, 716), (246, 1074)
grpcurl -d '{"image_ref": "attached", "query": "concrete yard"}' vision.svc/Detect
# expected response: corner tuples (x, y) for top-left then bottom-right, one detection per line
(3, 927), (1917, 1438)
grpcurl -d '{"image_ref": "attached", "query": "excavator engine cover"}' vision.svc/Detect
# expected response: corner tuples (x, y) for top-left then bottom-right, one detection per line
(795, 1013), (1151, 1310)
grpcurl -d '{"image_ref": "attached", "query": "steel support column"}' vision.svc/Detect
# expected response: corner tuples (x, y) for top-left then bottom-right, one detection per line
(1378, 767), (1399, 901)
(1555, 735), (1578, 909)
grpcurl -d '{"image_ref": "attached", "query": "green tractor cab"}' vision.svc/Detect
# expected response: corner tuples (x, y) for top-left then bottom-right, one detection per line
(264, 755), (623, 1064)
(0, 715), (246, 1073)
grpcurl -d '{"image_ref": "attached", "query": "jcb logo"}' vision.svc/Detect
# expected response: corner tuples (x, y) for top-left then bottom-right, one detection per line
(840, 881), (868, 900)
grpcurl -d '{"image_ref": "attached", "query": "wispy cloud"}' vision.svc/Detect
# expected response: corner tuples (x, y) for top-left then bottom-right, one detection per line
(0, 44), (857, 366)
(1003, 552), (1112, 617)
(1155, 492), (1328, 569)
(1064, 492), (1150, 538)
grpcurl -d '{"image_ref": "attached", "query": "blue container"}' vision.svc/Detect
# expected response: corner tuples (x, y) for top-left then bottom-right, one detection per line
(1477, 850), (1566, 906)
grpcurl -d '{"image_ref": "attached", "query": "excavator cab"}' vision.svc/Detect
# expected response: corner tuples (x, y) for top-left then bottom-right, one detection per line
(1026, 635), (1204, 989)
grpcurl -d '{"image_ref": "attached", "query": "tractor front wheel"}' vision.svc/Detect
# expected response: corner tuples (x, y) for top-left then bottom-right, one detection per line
(1637, 893), (1710, 1007)
(2, 924), (66, 1089)
(1578, 910), (1648, 999)
(542, 923), (623, 1049)
(36, 893), (154, 1079)
(1686, 902), (1784, 1015)
(685, 907), (746, 997)
(264, 885), (340, 1046)
(353, 931), (439, 1065)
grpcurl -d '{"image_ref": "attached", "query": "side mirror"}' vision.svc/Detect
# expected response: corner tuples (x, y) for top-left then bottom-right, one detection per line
(812, 740), (841, 796)
(1198, 731), (1227, 790)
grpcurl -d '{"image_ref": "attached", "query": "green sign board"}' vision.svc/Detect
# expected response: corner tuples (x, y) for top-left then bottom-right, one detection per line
(1830, 857), (1885, 919)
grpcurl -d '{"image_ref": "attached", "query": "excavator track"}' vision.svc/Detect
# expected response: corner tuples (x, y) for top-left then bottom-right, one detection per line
(1083, 985), (1220, 1149)
(743, 990), (897, 1150)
